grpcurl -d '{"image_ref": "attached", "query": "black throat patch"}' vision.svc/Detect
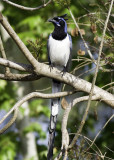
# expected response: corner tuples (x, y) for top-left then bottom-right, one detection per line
(52, 26), (67, 40)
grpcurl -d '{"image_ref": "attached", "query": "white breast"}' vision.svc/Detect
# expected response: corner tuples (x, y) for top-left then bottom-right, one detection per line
(48, 34), (70, 69)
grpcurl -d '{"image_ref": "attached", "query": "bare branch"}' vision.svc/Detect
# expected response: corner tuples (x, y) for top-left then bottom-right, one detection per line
(68, 8), (94, 60)
(72, 133), (104, 158)
(88, 114), (114, 150)
(0, 13), (114, 108)
(68, 0), (114, 149)
(0, 73), (42, 81)
(0, 36), (10, 73)
(0, 13), (39, 67)
(0, 90), (75, 127)
(54, 152), (62, 160)
(0, 108), (18, 134)
(102, 82), (114, 89)
(2, 0), (52, 11)
(63, 150), (68, 160)
(55, 95), (99, 160)
(0, 57), (34, 72)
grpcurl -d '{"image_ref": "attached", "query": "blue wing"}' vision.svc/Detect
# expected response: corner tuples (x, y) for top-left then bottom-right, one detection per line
(47, 34), (52, 65)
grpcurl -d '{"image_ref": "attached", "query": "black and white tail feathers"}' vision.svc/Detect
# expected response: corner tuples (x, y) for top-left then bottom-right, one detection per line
(47, 79), (61, 160)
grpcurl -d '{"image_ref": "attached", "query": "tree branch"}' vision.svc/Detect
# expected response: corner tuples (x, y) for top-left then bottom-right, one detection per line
(88, 114), (114, 150)
(2, 0), (52, 11)
(0, 13), (39, 67)
(0, 36), (10, 73)
(0, 13), (114, 108)
(0, 73), (42, 81)
(68, 0), (114, 149)
(0, 90), (75, 127)
(56, 95), (99, 160)
(68, 8), (94, 60)
(0, 108), (18, 134)
(0, 57), (34, 72)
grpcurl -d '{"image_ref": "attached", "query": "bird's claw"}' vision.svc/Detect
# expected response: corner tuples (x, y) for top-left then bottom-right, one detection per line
(60, 67), (66, 77)
(49, 64), (54, 72)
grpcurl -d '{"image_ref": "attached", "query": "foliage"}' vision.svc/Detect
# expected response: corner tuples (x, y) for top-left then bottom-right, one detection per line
(29, 99), (50, 117)
(0, 0), (114, 159)
(23, 122), (46, 139)
(0, 80), (16, 111)
(0, 132), (17, 160)
(27, 37), (45, 60)
(53, 0), (71, 8)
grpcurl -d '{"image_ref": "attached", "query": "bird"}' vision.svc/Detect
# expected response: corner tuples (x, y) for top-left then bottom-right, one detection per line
(47, 14), (72, 160)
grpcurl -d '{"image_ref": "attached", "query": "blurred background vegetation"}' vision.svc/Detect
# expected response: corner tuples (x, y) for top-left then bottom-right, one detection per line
(0, 0), (114, 159)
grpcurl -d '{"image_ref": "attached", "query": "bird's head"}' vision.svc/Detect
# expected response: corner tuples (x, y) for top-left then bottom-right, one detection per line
(48, 14), (68, 33)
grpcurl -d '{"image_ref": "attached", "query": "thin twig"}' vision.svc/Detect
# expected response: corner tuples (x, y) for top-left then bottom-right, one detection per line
(102, 82), (114, 89)
(104, 146), (114, 153)
(88, 114), (114, 149)
(0, 108), (18, 134)
(55, 95), (99, 160)
(54, 151), (62, 160)
(0, 13), (114, 108)
(72, 61), (92, 74)
(63, 150), (68, 160)
(68, 0), (114, 149)
(36, 87), (51, 92)
(0, 91), (75, 126)
(0, 73), (42, 81)
(78, 67), (96, 77)
(0, 36), (10, 73)
(0, 57), (34, 72)
(68, 8), (94, 60)
(69, 133), (104, 158)
(2, 0), (52, 11)
(0, 13), (39, 67)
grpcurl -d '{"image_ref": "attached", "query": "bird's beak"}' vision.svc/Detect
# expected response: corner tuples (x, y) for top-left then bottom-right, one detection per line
(48, 19), (56, 23)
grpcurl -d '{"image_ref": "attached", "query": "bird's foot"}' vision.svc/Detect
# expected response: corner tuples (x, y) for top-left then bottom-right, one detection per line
(49, 64), (54, 72)
(60, 66), (66, 77)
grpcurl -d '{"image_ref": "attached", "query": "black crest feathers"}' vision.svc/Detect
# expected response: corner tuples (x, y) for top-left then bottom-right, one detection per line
(60, 14), (68, 21)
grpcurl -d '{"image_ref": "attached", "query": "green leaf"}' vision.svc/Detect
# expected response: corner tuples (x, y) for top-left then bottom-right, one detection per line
(0, 80), (7, 90)
(23, 122), (46, 139)
(29, 99), (50, 117)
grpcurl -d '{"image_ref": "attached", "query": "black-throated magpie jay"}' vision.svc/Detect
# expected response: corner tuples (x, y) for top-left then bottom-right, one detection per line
(47, 14), (72, 160)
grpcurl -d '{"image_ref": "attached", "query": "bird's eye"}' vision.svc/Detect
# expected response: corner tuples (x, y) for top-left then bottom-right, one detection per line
(53, 17), (59, 21)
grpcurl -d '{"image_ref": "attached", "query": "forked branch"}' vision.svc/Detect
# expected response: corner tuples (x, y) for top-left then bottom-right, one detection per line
(2, 0), (52, 11)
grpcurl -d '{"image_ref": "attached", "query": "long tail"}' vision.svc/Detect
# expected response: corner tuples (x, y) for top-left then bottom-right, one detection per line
(47, 79), (61, 160)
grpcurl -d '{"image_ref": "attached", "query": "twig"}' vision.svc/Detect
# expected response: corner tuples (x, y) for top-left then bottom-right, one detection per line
(55, 95), (99, 160)
(70, 132), (110, 159)
(0, 108), (18, 134)
(2, 0), (52, 11)
(0, 13), (39, 67)
(68, 9), (114, 72)
(72, 61), (92, 74)
(88, 114), (114, 150)
(101, 82), (114, 89)
(36, 87), (51, 92)
(0, 73), (42, 81)
(0, 36), (10, 73)
(68, 0), (114, 149)
(69, 133), (103, 158)
(0, 90), (75, 126)
(63, 150), (68, 160)
(54, 151), (62, 160)
(0, 57), (34, 72)
(78, 67), (96, 77)
(104, 146), (114, 153)
(0, 13), (114, 108)
(68, 8), (94, 60)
